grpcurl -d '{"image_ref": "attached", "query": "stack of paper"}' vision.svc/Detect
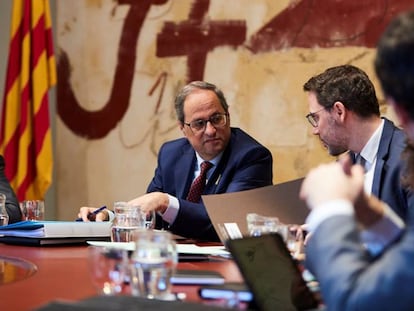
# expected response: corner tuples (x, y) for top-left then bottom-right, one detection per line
(0, 221), (111, 245)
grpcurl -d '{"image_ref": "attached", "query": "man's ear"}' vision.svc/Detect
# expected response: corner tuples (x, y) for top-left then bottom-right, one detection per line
(179, 122), (187, 136)
(332, 101), (346, 122)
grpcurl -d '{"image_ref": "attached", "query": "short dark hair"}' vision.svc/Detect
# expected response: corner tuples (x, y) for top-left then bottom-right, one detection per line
(375, 10), (414, 120)
(303, 64), (380, 118)
(174, 81), (229, 124)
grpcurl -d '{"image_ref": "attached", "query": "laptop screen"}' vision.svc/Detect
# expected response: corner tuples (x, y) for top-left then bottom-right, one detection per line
(226, 233), (320, 311)
(202, 178), (309, 244)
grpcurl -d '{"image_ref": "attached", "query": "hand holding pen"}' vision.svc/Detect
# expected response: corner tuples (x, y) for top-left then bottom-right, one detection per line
(76, 206), (107, 222)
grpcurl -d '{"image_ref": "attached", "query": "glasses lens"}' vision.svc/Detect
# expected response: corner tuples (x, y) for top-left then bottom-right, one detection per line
(310, 114), (317, 127)
(190, 119), (206, 132)
(306, 113), (318, 127)
(188, 114), (227, 133)
(211, 114), (226, 127)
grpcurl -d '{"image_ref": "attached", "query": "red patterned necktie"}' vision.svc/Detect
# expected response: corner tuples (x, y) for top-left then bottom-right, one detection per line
(186, 161), (213, 203)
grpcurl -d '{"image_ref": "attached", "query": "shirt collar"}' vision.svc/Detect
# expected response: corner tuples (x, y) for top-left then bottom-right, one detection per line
(360, 119), (384, 164)
(195, 152), (223, 169)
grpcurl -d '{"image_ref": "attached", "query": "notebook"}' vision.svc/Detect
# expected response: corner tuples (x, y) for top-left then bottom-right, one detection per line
(202, 178), (309, 243)
(0, 221), (111, 246)
(226, 233), (321, 311)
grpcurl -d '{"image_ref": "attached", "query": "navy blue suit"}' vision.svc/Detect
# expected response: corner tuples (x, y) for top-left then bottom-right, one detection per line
(147, 127), (273, 241)
(307, 215), (414, 310)
(306, 118), (414, 310)
(350, 118), (414, 220)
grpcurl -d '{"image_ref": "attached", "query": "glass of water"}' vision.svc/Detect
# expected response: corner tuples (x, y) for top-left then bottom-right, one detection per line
(0, 194), (8, 226)
(110, 202), (143, 242)
(246, 213), (280, 237)
(110, 202), (156, 242)
(87, 245), (128, 295)
(129, 229), (177, 300)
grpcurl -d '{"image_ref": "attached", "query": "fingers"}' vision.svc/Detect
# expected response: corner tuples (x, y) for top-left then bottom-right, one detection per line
(94, 209), (109, 221)
(338, 153), (353, 175)
(300, 161), (365, 209)
(78, 207), (109, 222)
(127, 192), (169, 214)
(78, 207), (94, 222)
(350, 164), (366, 185)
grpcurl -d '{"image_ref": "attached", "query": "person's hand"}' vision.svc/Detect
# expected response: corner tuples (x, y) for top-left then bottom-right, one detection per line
(353, 193), (386, 228)
(300, 161), (365, 209)
(337, 153), (385, 227)
(78, 207), (109, 222)
(127, 192), (169, 214)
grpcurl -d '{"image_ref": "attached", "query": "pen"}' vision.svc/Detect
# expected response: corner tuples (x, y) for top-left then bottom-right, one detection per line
(75, 205), (107, 222)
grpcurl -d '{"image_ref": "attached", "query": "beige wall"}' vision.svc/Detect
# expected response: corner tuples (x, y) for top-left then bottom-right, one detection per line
(0, 1), (401, 220)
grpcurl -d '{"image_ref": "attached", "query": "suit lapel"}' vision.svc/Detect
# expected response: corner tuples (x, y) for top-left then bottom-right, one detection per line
(372, 118), (393, 196)
(176, 145), (196, 199)
(204, 131), (234, 194)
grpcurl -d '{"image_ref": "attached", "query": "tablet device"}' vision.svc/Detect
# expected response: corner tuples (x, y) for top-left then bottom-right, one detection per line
(226, 233), (320, 311)
(199, 282), (253, 302)
(171, 269), (225, 285)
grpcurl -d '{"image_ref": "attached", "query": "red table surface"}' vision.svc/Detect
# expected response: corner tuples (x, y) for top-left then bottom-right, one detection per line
(0, 243), (243, 311)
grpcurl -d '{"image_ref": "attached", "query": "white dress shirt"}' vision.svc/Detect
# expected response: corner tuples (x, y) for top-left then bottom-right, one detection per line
(162, 152), (222, 225)
(306, 120), (405, 256)
(358, 119), (384, 194)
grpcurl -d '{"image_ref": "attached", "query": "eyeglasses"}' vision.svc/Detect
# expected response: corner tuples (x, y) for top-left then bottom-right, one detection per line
(305, 107), (329, 127)
(184, 113), (228, 133)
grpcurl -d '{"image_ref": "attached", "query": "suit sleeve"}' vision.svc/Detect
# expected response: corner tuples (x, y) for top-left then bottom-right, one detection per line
(220, 145), (273, 192)
(306, 215), (414, 311)
(0, 156), (21, 223)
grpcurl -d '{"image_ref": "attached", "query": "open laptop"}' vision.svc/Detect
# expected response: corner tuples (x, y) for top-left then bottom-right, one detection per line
(226, 233), (321, 311)
(202, 178), (309, 243)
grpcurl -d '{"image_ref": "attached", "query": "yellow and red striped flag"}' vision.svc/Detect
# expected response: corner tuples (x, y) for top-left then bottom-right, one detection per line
(0, 0), (56, 201)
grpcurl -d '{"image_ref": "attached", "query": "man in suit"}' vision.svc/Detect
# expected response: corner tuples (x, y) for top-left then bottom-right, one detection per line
(300, 10), (414, 310)
(79, 81), (273, 241)
(0, 155), (21, 223)
(303, 64), (413, 221)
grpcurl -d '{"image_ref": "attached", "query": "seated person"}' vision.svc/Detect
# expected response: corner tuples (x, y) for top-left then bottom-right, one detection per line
(303, 64), (413, 221)
(0, 155), (22, 223)
(78, 81), (273, 241)
(299, 10), (414, 310)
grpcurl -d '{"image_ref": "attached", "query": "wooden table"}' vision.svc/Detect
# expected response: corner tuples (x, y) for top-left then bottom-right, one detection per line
(0, 243), (243, 311)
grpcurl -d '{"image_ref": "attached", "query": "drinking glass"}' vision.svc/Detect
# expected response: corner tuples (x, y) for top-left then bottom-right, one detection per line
(110, 202), (142, 242)
(20, 200), (45, 221)
(0, 194), (8, 226)
(246, 213), (280, 237)
(110, 202), (156, 242)
(87, 245), (128, 295)
(141, 207), (155, 229)
(129, 229), (177, 300)
(278, 224), (304, 259)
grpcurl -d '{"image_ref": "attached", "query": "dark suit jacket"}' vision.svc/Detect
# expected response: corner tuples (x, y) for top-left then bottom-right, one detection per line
(0, 155), (21, 223)
(147, 127), (273, 241)
(350, 118), (414, 220)
(306, 214), (414, 310)
(306, 119), (414, 310)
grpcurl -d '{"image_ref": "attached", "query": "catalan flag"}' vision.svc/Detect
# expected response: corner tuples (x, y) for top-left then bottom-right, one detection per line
(0, 0), (56, 201)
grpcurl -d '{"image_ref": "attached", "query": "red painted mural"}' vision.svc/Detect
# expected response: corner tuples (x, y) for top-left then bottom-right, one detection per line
(57, 0), (414, 139)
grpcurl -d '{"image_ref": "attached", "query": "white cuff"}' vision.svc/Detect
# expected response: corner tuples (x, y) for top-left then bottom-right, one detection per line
(306, 199), (354, 233)
(159, 195), (179, 224)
